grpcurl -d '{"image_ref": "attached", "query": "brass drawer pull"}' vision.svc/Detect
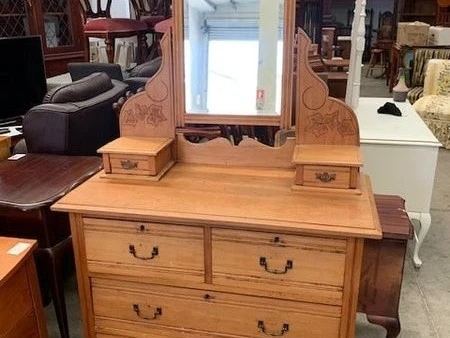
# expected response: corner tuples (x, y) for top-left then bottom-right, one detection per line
(128, 245), (159, 260)
(315, 172), (336, 183)
(257, 321), (289, 336)
(259, 257), (293, 274)
(121, 160), (138, 170)
(133, 304), (162, 320)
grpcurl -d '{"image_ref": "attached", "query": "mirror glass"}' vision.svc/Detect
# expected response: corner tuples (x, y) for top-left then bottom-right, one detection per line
(184, 0), (285, 116)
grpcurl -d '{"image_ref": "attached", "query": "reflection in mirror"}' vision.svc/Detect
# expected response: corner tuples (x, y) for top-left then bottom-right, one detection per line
(184, 0), (284, 116)
(181, 124), (279, 146)
(306, 45), (348, 101)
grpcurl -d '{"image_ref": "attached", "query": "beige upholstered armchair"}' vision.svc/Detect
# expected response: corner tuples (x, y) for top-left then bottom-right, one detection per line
(413, 59), (450, 148)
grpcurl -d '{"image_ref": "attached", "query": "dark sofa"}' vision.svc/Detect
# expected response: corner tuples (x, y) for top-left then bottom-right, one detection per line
(23, 72), (128, 156)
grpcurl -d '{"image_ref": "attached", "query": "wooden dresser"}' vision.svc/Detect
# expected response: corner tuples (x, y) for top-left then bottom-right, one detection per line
(53, 164), (380, 338)
(52, 5), (381, 336)
(0, 237), (48, 338)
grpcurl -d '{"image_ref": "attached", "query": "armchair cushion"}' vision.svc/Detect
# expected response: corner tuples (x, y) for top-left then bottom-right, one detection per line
(43, 72), (114, 103)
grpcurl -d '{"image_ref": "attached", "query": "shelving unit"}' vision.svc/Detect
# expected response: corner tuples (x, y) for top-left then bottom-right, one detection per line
(0, 0), (85, 77)
(397, 0), (437, 25)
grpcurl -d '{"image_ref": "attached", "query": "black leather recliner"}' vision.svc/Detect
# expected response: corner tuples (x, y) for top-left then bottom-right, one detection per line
(67, 57), (162, 93)
(22, 72), (128, 156)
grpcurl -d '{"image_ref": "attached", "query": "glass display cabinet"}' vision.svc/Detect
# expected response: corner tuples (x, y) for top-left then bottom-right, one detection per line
(0, 0), (85, 76)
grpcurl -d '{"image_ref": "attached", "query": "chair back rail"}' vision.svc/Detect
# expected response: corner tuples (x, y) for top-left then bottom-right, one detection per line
(132, 0), (170, 18)
(79, 0), (112, 19)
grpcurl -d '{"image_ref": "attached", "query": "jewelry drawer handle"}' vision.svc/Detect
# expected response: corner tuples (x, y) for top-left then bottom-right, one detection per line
(128, 245), (159, 260)
(133, 304), (162, 320)
(121, 160), (138, 170)
(259, 257), (293, 274)
(315, 172), (336, 183)
(257, 321), (289, 336)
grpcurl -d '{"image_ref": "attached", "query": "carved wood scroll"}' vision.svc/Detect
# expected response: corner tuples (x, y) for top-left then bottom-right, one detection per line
(295, 29), (360, 146)
(119, 32), (175, 138)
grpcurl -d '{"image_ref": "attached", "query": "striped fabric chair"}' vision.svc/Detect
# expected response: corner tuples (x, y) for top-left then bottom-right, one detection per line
(407, 48), (450, 104)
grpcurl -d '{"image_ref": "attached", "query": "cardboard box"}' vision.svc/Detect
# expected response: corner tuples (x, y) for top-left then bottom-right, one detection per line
(397, 22), (430, 46)
(428, 26), (450, 45)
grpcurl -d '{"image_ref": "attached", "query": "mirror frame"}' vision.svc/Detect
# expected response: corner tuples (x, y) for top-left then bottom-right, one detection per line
(173, 0), (295, 128)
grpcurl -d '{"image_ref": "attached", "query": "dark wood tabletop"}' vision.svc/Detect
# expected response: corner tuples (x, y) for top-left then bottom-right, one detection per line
(0, 154), (103, 210)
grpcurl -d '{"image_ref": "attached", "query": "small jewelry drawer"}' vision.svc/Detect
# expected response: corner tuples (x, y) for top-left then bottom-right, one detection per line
(92, 279), (341, 338)
(211, 228), (347, 305)
(98, 136), (174, 179)
(298, 165), (355, 189)
(109, 153), (170, 176)
(292, 144), (362, 190)
(83, 218), (204, 282)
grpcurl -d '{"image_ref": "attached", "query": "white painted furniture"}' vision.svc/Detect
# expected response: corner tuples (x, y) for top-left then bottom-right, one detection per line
(357, 97), (441, 267)
(346, 0), (366, 110)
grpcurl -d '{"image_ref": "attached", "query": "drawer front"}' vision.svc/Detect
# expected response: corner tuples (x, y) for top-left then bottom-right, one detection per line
(5, 310), (39, 338)
(96, 319), (239, 338)
(84, 218), (204, 282)
(0, 266), (33, 336)
(302, 165), (351, 188)
(92, 279), (341, 338)
(109, 154), (154, 175)
(212, 229), (347, 305)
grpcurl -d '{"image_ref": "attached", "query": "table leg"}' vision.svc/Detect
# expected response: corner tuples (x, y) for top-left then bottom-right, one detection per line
(36, 236), (73, 338)
(407, 212), (431, 268)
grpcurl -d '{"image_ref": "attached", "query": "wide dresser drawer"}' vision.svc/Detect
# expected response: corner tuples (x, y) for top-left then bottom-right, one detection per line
(212, 228), (347, 305)
(92, 278), (341, 338)
(83, 218), (204, 282)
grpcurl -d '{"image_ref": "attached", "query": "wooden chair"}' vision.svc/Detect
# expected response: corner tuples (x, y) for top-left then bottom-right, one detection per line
(79, 0), (149, 64)
(366, 11), (394, 78)
(131, 0), (171, 60)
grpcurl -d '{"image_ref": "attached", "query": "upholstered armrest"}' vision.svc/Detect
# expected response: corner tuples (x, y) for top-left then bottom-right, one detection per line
(128, 57), (162, 78)
(124, 77), (148, 93)
(407, 86), (424, 104)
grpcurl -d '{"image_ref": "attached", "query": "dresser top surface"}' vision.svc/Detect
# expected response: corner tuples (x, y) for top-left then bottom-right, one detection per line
(52, 163), (381, 239)
(0, 237), (36, 286)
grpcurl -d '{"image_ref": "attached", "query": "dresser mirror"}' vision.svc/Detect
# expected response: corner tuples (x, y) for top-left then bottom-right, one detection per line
(173, 0), (295, 127)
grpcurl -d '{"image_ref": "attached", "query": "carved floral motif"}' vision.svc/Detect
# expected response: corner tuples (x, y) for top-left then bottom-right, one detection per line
(306, 108), (357, 138)
(122, 103), (167, 127)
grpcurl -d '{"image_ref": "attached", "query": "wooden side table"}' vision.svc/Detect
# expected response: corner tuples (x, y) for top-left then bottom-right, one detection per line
(0, 154), (102, 338)
(0, 236), (48, 338)
(358, 194), (413, 338)
(323, 58), (350, 72)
